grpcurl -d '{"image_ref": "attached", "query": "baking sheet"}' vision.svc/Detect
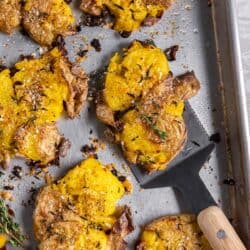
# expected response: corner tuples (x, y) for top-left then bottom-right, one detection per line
(0, 0), (249, 248)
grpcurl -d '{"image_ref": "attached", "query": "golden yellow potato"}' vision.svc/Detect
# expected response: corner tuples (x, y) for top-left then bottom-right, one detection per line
(104, 40), (170, 112)
(80, 0), (173, 33)
(33, 158), (133, 250)
(96, 41), (200, 172)
(22, 0), (75, 46)
(0, 0), (21, 33)
(0, 47), (88, 167)
(0, 234), (7, 249)
(137, 214), (212, 250)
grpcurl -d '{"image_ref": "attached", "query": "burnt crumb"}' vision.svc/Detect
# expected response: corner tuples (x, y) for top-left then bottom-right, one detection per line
(7, 205), (15, 217)
(165, 45), (179, 61)
(81, 144), (97, 154)
(19, 27), (29, 37)
(12, 166), (23, 179)
(191, 140), (200, 147)
(0, 171), (4, 177)
(209, 133), (221, 143)
(76, 24), (82, 32)
(77, 49), (88, 57)
(29, 187), (38, 205)
(208, 0), (212, 7)
(0, 65), (7, 72)
(142, 39), (156, 46)
(93, 154), (98, 159)
(26, 160), (41, 168)
(19, 54), (35, 61)
(89, 129), (93, 134)
(223, 178), (236, 186)
(9, 67), (19, 77)
(58, 138), (71, 157)
(50, 156), (60, 166)
(111, 168), (118, 177)
(82, 8), (110, 27)
(90, 39), (101, 52)
(212, 108), (217, 112)
(118, 175), (126, 182)
(3, 185), (14, 190)
(52, 35), (66, 52)
(119, 31), (131, 38)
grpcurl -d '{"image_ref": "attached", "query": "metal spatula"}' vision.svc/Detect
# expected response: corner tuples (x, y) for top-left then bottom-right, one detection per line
(130, 103), (246, 250)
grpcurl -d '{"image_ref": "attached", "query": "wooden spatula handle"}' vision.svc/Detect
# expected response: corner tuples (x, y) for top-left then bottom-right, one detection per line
(197, 206), (246, 250)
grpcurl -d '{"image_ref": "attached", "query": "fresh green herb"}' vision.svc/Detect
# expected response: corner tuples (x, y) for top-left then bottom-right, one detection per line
(140, 114), (167, 140)
(140, 114), (153, 124)
(0, 199), (25, 247)
(151, 124), (167, 140)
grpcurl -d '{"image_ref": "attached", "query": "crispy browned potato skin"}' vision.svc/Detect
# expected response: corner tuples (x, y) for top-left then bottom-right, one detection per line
(22, 0), (75, 46)
(96, 71), (200, 172)
(137, 214), (212, 250)
(13, 123), (62, 166)
(0, 48), (88, 168)
(0, 0), (21, 33)
(80, 0), (173, 26)
(34, 186), (133, 250)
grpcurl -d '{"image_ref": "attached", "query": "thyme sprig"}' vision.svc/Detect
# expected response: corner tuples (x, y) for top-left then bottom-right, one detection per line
(140, 114), (167, 140)
(0, 199), (25, 247)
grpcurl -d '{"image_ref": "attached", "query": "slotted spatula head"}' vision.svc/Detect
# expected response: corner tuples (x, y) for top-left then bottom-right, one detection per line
(130, 102), (216, 214)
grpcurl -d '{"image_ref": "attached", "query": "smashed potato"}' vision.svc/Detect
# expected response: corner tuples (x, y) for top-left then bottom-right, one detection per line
(0, 0), (21, 33)
(96, 41), (200, 172)
(33, 158), (133, 250)
(104, 40), (170, 111)
(137, 214), (212, 250)
(0, 47), (88, 168)
(22, 0), (75, 46)
(80, 0), (173, 34)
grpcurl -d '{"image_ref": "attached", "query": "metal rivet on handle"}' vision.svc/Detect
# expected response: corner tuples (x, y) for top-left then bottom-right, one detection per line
(217, 229), (226, 239)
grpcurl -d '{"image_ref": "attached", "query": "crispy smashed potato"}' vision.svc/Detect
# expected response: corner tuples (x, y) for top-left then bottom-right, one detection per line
(33, 158), (133, 250)
(96, 41), (200, 172)
(22, 0), (75, 46)
(104, 40), (170, 111)
(0, 47), (88, 167)
(0, 0), (21, 33)
(80, 0), (173, 33)
(137, 214), (212, 250)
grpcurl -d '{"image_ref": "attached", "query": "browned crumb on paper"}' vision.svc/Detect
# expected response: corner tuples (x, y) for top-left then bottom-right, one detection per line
(165, 45), (179, 61)
(0, 191), (13, 201)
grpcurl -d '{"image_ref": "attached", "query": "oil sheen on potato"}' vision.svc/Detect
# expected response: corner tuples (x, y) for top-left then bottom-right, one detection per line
(104, 40), (170, 111)
(0, 48), (69, 165)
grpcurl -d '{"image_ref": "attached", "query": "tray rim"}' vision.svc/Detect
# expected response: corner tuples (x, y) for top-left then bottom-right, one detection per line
(213, 0), (250, 245)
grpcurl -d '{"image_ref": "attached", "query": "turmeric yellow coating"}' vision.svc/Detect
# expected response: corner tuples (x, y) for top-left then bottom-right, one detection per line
(104, 0), (165, 32)
(104, 41), (170, 111)
(138, 214), (212, 250)
(48, 158), (126, 249)
(116, 102), (184, 170)
(53, 158), (125, 230)
(0, 234), (7, 248)
(0, 48), (69, 165)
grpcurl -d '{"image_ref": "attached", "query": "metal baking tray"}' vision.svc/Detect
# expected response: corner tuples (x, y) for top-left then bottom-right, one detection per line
(0, 0), (249, 248)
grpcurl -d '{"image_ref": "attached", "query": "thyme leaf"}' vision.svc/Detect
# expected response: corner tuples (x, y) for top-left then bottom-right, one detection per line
(0, 199), (25, 247)
(140, 114), (167, 140)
